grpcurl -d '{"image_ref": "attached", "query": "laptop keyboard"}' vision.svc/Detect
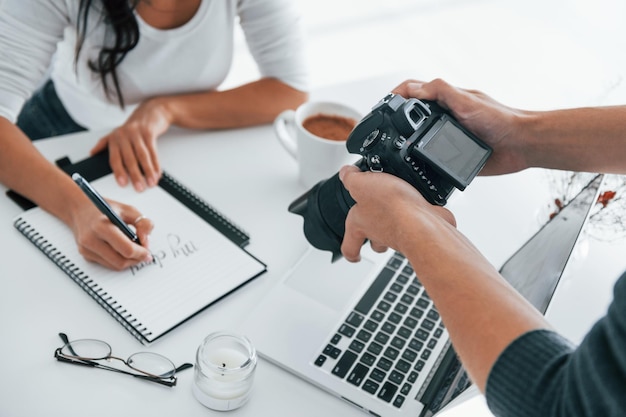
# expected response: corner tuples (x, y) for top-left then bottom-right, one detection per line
(313, 251), (446, 409)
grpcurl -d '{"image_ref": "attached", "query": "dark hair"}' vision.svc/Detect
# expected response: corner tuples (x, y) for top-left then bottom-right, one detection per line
(75, 0), (141, 108)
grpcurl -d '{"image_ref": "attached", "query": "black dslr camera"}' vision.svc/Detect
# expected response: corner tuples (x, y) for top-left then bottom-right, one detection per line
(289, 93), (492, 260)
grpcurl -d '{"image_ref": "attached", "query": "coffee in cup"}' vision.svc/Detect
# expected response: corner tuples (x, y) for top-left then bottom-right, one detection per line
(274, 101), (361, 188)
(302, 114), (356, 142)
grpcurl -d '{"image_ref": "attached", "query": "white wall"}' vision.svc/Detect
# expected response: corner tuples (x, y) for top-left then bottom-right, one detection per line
(225, 0), (626, 110)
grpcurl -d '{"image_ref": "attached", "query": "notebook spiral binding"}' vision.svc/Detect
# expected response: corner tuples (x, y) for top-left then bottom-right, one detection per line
(14, 217), (152, 344)
(159, 172), (250, 247)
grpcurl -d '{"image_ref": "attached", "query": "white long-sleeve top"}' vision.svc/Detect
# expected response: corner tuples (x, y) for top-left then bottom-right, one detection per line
(0, 0), (309, 129)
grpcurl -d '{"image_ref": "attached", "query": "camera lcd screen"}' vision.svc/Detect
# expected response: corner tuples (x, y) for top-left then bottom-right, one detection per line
(416, 117), (490, 189)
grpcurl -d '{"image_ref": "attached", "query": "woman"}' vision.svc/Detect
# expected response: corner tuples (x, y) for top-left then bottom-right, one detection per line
(0, 0), (308, 269)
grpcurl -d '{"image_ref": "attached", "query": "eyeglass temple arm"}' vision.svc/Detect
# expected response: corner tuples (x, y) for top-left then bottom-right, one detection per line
(58, 332), (79, 356)
(175, 363), (193, 373)
(55, 352), (178, 387)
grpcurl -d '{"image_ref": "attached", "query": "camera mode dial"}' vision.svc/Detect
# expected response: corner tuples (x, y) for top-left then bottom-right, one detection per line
(362, 129), (379, 150)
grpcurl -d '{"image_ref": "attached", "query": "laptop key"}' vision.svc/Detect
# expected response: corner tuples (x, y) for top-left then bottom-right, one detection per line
(378, 381), (398, 402)
(314, 355), (327, 367)
(403, 317), (418, 329)
(360, 352), (376, 366)
(338, 324), (356, 338)
(409, 338), (424, 352)
(382, 322), (396, 334)
(410, 307), (424, 319)
(421, 319), (435, 331)
(416, 298), (430, 308)
(323, 344), (341, 359)
(387, 256), (404, 270)
(415, 329), (429, 341)
(349, 340), (365, 353)
(371, 310), (385, 322)
(354, 267), (395, 315)
(347, 363), (369, 387)
(390, 336), (406, 350)
(364, 319), (379, 332)
(374, 332), (389, 345)
(401, 294), (414, 305)
(389, 370), (405, 385)
(362, 379), (379, 395)
(394, 303), (408, 314)
(427, 309), (440, 321)
(406, 285), (420, 296)
(394, 359), (411, 374)
(396, 274), (409, 285)
(377, 357), (393, 371)
(393, 395), (406, 408)
(397, 326), (412, 339)
(401, 348), (418, 363)
(346, 311), (364, 327)
(377, 300), (391, 312)
(390, 283), (403, 293)
(332, 351), (357, 378)
(383, 346), (399, 361)
(370, 368), (386, 383)
(356, 329), (372, 343)
(383, 291), (397, 303)
(388, 312), (402, 324)
(367, 341), (383, 356)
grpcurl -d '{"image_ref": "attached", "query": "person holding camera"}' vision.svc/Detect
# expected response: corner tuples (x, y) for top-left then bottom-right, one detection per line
(0, 0), (308, 269)
(339, 78), (626, 416)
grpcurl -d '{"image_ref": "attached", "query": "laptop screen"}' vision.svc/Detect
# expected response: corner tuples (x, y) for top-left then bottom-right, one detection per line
(498, 174), (603, 313)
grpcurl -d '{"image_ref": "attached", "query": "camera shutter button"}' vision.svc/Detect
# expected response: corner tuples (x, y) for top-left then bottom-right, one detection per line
(393, 137), (406, 149)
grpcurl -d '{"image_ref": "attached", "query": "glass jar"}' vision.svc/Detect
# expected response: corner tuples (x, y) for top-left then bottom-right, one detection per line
(192, 331), (257, 411)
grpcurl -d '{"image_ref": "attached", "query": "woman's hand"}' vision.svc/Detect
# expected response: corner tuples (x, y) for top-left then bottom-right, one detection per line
(90, 98), (172, 191)
(392, 78), (529, 176)
(70, 198), (154, 270)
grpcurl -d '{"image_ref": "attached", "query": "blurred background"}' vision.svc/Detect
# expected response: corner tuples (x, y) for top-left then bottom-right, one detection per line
(225, 0), (626, 110)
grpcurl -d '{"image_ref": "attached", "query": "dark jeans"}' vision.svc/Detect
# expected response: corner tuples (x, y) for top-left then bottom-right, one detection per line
(16, 79), (87, 140)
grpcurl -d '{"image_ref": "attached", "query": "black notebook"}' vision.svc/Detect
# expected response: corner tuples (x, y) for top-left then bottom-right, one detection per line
(11, 152), (266, 345)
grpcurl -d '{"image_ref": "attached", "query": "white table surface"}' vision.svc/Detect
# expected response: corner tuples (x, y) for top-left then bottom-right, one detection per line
(1, 73), (623, 417)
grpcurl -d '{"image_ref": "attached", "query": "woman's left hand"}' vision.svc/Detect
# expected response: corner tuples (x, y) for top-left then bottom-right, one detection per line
(90, 98), (172, 191)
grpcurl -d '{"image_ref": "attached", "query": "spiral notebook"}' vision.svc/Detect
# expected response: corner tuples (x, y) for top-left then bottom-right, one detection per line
(11, 153), (266, 345)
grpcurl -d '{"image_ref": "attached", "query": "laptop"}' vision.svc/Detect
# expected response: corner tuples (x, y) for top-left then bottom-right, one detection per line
(239, 174), (603, 417)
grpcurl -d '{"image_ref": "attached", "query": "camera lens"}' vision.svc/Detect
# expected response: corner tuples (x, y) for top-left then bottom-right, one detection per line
(288, 158), (366, 261)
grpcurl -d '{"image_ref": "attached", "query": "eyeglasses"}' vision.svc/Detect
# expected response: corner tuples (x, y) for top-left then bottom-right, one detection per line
(54, 332), (193, 387)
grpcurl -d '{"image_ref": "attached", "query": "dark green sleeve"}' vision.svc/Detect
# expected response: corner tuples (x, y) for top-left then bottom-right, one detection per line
(485, 272), (626, 417)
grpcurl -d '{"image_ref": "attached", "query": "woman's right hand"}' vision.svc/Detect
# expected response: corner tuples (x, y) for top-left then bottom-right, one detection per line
(392, 78), (531, 176)
(70, 198), (154, 270)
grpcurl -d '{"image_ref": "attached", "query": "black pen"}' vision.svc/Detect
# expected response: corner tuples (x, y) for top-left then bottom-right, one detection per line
(72, 173), (141, 245)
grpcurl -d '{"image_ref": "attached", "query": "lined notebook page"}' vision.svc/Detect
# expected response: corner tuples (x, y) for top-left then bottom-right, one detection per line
(13, 175), (265, 343)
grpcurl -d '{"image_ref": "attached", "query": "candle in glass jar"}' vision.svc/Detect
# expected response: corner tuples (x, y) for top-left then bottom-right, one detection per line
(192, 332), (257, 411)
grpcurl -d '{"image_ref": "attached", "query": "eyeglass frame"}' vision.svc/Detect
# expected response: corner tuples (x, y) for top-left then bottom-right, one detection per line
(54, 332), (193, 387)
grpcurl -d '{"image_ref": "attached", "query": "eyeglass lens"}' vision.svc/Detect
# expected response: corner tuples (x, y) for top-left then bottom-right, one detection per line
(61, 339), (177, 378)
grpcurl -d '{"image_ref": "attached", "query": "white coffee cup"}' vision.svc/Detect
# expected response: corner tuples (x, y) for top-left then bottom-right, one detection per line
(274, 101), (361, 188)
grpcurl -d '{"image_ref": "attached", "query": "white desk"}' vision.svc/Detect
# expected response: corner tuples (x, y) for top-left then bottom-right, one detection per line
(1, 75), (623, 417)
